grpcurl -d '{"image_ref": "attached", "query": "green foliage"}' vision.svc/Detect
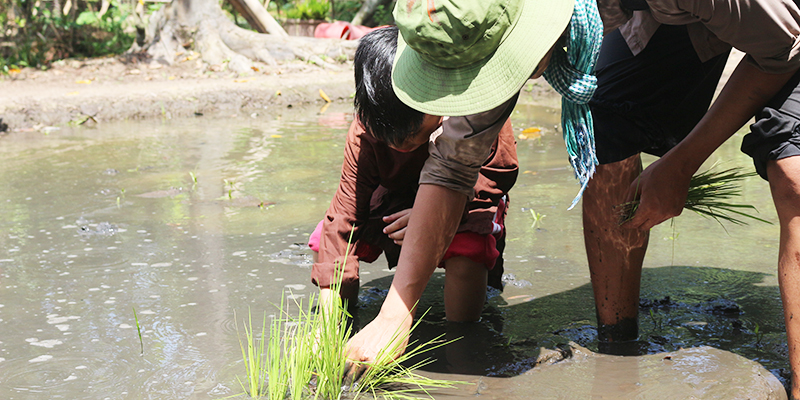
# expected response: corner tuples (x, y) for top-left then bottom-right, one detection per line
(329, 0), (394, 26)
(331, 0), (360, 22)
(370, 3), (393, 26)
(283, 0), (329, 20)
(0, 0), (142, 69)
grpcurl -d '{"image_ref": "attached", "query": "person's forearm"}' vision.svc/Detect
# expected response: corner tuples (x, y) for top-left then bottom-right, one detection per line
(667, 59), (797, 173)
(377, 184), (467, 320)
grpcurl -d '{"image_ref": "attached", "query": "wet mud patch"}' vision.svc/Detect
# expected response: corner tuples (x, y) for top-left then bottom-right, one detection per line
(267, 243), (313, 267)
(77, 221), (119, 237)
(356, 265), (790, 397)
(474, 343), (787, 399)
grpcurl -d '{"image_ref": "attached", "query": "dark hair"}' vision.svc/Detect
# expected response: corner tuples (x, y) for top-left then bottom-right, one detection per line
(354, 26), (425, 147)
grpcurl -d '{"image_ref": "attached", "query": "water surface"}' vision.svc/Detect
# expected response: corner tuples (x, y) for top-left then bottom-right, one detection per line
(0, 103), (786, 399)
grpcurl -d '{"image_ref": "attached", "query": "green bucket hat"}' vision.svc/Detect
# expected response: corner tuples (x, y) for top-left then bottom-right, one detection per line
(392, 0), (574, 116)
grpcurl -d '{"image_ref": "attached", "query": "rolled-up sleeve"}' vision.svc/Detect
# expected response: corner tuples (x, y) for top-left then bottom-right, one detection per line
(673, 0), (800, 73)
(419, 95), (518, 199)
(311, 121), (379, 290)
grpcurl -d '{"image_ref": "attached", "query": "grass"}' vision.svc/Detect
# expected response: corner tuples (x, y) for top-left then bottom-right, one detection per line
(617, 167), (772, 227)
(231, 226), (462, 400)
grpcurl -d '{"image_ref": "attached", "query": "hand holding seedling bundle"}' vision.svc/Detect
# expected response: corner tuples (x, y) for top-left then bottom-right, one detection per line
(619, 156), (693, 230)
(618, 165), (770, 228)
(344, 306), (414, 380)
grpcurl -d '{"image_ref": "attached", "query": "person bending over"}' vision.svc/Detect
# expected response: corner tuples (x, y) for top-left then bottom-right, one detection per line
(309, 26), (519, 322)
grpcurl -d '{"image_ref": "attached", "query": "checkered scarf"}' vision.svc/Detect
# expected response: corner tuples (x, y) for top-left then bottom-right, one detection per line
(543, 0), (603, 209)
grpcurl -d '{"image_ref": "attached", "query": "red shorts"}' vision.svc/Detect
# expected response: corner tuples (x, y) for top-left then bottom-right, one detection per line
(308, 196), (507, 270)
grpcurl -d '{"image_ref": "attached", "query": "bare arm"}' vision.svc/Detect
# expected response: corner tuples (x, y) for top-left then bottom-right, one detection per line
(626, 58), (798, 230)
(345, 97), (515, 367)
(345, 184), (466, 362)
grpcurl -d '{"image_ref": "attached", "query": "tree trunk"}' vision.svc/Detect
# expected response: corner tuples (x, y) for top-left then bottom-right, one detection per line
(350, 0), (393, 26)
(227, 0), (288, 37)
(136, 0), (356, 72)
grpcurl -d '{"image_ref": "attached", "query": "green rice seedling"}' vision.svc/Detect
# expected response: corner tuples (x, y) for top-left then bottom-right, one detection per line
(310, 228), (355, 399)
(311, 292), (351, 399)
(618, 167), (772, 227)
(284, 294), (316, 400)
(529, 208), (545, 229)
(117, 188), (126, 209)
(234, 226), (463, 400)
(266, 307), (290, 400)
(648, 308), (663, 332)
(133, 307), (143, 355)
(224, 179), (235, 199)
(234, 308), (272, 399)
(754, 322), (764, 347)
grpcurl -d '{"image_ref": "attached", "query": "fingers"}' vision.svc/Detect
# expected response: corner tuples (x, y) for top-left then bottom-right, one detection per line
(619, 171), (663, 231)
(342, 360), (368, 387)
(387, 228), (406, 245)
(382, 208), (411, 224)
(625, 200), (674, 231)
(383, 209), (411, 243)
(626, 212), (654, 231)
(383, 221), (407, 238)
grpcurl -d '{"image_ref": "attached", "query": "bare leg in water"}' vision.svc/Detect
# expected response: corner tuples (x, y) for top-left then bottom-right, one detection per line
(582, 154), (649, 346)
(767, 156), (800, 400)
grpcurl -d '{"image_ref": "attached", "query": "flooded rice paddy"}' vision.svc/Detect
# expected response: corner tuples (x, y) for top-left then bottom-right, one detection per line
(0, 103), (787, 399)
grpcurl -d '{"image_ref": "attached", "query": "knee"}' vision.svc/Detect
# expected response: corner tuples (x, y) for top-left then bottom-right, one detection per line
(445, 257), (486, 281)
(768, 158), (800, 218)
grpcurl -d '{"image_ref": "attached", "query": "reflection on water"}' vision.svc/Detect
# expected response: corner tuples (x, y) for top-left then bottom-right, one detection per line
(0, 102), (784, 399)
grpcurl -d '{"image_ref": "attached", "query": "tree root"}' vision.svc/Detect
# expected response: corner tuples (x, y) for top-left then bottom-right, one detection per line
(130, 0), (356, 73)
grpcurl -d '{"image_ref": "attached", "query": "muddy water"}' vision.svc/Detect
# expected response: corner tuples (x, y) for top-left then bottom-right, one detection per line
(0, 103), (785, 399)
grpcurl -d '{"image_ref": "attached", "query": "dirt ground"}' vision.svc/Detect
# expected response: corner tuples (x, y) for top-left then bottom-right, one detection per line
(0, 51), (562, 133)
(0, 46), (744, 134)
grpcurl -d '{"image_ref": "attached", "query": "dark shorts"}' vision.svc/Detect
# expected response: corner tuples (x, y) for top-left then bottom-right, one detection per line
(589, 24), (729, 164)
(741, 70), (800, 180)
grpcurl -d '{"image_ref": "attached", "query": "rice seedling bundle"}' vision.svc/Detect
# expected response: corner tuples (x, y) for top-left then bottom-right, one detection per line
(617, 167), (771, 227)
(233, 227), (461, 400)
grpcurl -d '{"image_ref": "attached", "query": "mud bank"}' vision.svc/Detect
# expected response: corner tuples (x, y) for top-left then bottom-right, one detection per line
(0, 56), (561, 132)
(0, 60), (356, 131)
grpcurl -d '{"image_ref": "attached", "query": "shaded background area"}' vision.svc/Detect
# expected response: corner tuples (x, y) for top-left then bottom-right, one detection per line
(0, 102), (784, 398)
